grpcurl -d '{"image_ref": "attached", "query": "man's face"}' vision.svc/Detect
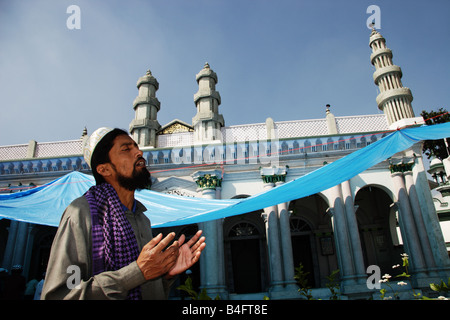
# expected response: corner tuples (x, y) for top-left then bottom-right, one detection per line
(107, 134), (151, 191)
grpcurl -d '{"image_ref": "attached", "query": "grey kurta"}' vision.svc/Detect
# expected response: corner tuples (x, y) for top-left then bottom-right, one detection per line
(41, 196), (173, 300)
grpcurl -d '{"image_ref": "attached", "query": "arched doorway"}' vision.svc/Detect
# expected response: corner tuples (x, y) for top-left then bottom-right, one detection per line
(224, 211), (267, 294)
(355, 185), (402, 274)
(289, 194), (337, 288)
(26, 225), (57, 281)
(290, 217), (316, 287)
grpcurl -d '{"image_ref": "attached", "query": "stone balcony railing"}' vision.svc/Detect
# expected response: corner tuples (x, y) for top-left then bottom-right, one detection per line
(0, 114), (390, 177)
(0, 130), (389, 177)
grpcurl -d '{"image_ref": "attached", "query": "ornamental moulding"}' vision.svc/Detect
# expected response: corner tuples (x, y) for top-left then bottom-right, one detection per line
(194, 174), (222, 189)
(261, 174), (286, 184)
(389, 162), (414, 174)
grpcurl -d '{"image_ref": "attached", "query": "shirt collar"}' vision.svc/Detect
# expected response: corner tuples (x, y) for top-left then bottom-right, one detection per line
(121, 199), (137, 213)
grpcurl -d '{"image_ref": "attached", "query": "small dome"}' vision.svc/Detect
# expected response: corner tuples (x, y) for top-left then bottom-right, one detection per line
(430, 157), (443, 168)
(195, 62), (218, 83)
(136, 68), (159, 89)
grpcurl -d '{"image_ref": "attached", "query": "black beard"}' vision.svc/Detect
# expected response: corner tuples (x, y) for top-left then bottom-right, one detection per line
(113, 163), (151, 191)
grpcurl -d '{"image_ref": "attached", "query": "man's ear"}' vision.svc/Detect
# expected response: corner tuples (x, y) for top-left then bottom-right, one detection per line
(96, 163), (112, 178)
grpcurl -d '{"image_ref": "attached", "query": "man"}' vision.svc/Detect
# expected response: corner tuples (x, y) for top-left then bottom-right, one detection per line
(41, 127), (205, 299)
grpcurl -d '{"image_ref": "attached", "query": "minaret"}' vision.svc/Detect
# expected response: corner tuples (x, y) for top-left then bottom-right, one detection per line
(192, 62), (224, 143)
(129, 69), (161, 147)
(369, 29), (415, 126)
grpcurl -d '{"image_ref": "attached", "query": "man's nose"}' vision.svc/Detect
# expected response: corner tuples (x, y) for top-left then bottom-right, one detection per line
(136, 148), (143, 158)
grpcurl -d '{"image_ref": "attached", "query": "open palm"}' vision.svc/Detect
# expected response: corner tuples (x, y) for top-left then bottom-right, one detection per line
(166, 230), (206, 277)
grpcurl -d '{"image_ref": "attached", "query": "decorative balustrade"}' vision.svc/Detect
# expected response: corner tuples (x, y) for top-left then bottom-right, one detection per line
(0, 130), (388, 176)
(142, 131), (388, 167)
(0, 113), (390, 176)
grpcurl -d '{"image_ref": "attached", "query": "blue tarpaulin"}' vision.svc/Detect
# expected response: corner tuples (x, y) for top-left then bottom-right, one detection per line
(1, 122), (449, 228)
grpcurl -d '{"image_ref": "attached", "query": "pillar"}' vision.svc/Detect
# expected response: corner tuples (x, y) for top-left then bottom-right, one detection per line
(191, 170), (227, 298)
(341, 180), (366, 283)
(410, 144), (450, 279)
(328, 184), (355, 284)
(1, 220), (19, 270)
(260, 166), (297, 296)
(403, 170), (436, 272)
(276, 183), (297, 289)
(390, 167), (427, 277)
(1, 221), (29, 271)
(261, 181), (284, 292)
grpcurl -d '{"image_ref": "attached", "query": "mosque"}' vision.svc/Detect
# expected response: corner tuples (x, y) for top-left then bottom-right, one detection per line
(0, 29), (449, 300)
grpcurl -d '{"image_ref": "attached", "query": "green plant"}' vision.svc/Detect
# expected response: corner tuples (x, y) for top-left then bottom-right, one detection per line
(430, 278), (449, 294)
(378, 253), (450, 300)
(420, 108), (450, 160)
(294, 263), (341, 300)
(325, 269), (340, 300)
(426, 278), (450, 300)
(378, 253), (422, 300)
(294, 263), (314, 300)
(176, 276), (220, 300)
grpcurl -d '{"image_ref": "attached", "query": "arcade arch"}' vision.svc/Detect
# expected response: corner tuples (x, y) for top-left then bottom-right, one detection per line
(288, 194), (338, 288)
(223, 210), (268, 294)
(354, 185), (403, 274)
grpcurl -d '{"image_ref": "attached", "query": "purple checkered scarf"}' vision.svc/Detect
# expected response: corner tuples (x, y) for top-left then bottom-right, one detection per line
(84, 183), (141, 300)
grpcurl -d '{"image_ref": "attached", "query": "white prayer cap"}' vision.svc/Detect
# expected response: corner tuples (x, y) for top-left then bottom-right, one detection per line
(83, 127), (114, 168)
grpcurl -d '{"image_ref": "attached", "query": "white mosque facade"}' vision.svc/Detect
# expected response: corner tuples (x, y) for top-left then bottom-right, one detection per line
(1, 30), (450, 300)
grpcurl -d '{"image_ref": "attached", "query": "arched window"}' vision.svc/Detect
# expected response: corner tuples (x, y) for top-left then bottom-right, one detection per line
(290, 217), (312, 234)
(229, 222), (259, 237)
(303, 140), (311, 153)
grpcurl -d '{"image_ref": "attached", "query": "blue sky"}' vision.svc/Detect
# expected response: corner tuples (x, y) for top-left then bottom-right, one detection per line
(0, 0), (449, 145)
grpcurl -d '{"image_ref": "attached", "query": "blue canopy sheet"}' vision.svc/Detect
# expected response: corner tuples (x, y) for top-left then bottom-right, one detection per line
(1, 122), (449, 228)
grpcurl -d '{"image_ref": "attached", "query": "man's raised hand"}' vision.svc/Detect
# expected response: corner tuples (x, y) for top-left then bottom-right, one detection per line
(137, 232), (180, 280)
(166, 230), (206, 278)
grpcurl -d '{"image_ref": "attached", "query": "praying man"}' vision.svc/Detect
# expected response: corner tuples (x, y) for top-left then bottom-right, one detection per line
(41, 127), (206, 299)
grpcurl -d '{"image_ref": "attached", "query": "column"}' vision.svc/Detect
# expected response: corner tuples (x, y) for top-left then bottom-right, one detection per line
(328, 184), (355, 283)
(341, 180), (366, 283)
(390, 169), (427, 276)
(410, 144), (450, 279)
(261, 182), (284, 292)
(214, 185), (226, 296)
(12, 222), (29, 267)
(1, 221), (29, 272)
(192, 170), (227, 298)
(276, 183), (297, 289)
(1, 220), (19, 270)
(403, 170), (436, 272)
(260, 165), (296, 295)
(23, 224), (36, 280)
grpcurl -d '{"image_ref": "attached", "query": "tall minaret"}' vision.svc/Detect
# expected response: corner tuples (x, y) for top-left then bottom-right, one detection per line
(192, 62), (224, 143)
(129, 69), (161, 148)
(369, 29), (415, 126)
